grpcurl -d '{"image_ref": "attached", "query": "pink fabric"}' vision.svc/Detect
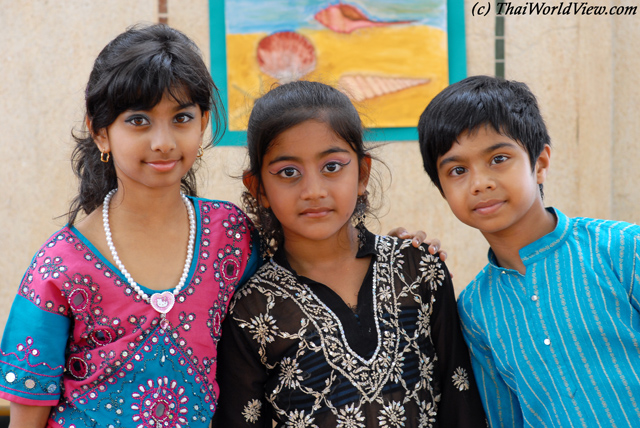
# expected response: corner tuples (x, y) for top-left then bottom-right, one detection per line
(1, 198), (255, 427)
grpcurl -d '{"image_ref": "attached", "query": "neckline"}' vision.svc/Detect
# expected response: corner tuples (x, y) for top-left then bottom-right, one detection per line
(69, 196), (201, 295)
(269, 233), (383, 365)
(487, 207), (569, 271)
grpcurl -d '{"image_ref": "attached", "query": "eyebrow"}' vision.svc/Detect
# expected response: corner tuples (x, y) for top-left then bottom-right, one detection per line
(175, 102), (197, 110)
(267, 146), (350, 166)
(438, 142), (518, 169)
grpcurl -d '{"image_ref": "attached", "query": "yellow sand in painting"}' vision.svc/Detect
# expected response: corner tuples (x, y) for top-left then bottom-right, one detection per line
(226, 24), (448, 130)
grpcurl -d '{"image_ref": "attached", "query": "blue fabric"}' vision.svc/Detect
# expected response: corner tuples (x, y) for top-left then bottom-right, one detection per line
(458, 207), (640, 427)
(0, 295), (68, 403)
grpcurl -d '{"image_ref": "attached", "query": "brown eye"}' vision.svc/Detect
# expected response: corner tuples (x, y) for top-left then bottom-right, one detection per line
(322, 162), (346, 173)
(450, 166), (466, 176)
(175, 113), (194, 124)
(126, 116), (149, 126)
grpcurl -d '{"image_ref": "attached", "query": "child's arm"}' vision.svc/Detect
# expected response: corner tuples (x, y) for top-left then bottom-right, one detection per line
(457, 297), (524, 427)
(8, 403), (51, 428)
(428, 263), (487, 427)
(213, 310), (271, 427)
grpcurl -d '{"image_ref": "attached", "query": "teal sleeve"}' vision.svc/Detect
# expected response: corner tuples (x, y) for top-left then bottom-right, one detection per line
(0, 295), (69, 405)
(238, 229), (262, 286)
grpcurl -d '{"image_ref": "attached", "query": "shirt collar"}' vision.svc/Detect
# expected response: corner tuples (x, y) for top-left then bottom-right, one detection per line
(487, 207), (570, 269)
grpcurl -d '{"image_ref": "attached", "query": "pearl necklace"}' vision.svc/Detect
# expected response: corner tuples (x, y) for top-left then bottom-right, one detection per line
(102, 189), (195, 329)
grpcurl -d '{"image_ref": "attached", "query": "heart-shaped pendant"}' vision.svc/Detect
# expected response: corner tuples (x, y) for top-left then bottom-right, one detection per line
(150, 291), (175, 314)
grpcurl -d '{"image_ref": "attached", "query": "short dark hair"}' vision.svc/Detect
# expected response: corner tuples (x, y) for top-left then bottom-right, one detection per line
(243, 80), (369, 253)
(68, 24), (224, 224)
(418, 75), (550, 192)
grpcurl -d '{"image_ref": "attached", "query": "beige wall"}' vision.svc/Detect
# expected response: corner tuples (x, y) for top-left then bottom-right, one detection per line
(1, 0), (638, 338)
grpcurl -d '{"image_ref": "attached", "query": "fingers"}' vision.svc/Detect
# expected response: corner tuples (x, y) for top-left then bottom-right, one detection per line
(386, 228), (448, 262)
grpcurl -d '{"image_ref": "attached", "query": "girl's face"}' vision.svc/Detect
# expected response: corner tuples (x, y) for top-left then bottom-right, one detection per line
(258, 119), (370, 246)
(94, 93), (208, 193)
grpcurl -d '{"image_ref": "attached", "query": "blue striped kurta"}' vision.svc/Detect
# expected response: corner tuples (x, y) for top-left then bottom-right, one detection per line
(458, 208), (640, 427)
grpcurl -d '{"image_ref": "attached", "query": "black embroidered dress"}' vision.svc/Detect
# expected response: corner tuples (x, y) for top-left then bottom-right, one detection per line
(214, 231), (485, 427)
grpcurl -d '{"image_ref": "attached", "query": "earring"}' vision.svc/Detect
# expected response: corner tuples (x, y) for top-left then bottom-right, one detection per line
(196, 145), (204, 158)
(354, 192), (368, 248)
(257, 205), (278, 259)
(100, 151), (110, 163)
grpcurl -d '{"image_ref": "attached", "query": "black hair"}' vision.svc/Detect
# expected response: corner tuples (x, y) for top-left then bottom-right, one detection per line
(67, 23), (225, 225)
(418, 75), (551, 193)
(243, 80), (371, 254)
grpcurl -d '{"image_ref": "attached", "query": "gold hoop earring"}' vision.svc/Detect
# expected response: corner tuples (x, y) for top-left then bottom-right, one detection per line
(100, 151), (110, 163)
(196, 145), (204, 158)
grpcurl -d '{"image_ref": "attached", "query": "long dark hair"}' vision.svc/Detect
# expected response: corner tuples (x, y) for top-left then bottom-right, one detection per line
(67, 24), (225, 225)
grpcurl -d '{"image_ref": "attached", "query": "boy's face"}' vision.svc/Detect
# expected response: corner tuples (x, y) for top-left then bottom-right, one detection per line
(436, 126), (550, 238)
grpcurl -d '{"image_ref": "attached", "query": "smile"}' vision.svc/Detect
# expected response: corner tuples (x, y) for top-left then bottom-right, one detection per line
(145, 160), (179, 172)
(473, 200), (505, 215)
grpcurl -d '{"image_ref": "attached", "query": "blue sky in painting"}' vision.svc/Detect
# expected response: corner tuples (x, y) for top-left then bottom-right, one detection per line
(225, 0), (447, 34)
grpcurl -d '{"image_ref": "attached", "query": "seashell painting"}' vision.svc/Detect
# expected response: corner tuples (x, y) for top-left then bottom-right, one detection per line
(314, 3), (415, 34)
(339, 74), (431, 102)
(221, 0), (450, 131)
(256, 31), (317, 84)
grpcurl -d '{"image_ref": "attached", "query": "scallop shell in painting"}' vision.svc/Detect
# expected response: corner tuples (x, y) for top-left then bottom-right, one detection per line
(256, 31), (316, 83)
(338, 74), (431, 102)
(314, 4), (414, 34)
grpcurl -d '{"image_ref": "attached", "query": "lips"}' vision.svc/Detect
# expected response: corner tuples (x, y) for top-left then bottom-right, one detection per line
(473, 199), (505, 215)
(145, 159), (179, 172)
(300, 207), (332, 218)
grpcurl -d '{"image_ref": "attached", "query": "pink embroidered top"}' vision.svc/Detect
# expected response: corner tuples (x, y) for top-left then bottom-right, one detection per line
(0, 197), (258, 428)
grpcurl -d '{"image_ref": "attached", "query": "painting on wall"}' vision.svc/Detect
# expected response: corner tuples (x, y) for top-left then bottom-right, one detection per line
(210, 0), (465, 144)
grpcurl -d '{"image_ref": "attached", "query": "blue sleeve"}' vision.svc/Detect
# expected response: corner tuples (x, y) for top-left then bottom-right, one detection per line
(458, 293), (523, 428)
(621, 225), (640, 312)
(0, 295), (69, 405)
(238, 229), (262, 286)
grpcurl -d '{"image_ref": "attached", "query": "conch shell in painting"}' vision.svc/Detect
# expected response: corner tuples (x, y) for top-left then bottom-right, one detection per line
(314, 3), (414, 34)
(256, 31), (317, 83)
(339, 74), (430, 102)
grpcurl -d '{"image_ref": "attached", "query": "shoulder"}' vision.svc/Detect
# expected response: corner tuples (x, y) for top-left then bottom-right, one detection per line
(565, 213), (640, 258)
(191, 197), (249, 221)
(457, 265), (492, 310)
(191, 197), (255, 246)
(229, 261), (298, 316)
(571, 214), (640, 238)
(234, 262), (286, 299)
(375, 234), (451, 289)
(30, 226), (87, 262)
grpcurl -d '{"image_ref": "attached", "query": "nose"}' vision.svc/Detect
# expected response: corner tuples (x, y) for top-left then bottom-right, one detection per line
(470, 169), (496, 194)
(300, 172), (328, 200)
(150, 124), (176, 153)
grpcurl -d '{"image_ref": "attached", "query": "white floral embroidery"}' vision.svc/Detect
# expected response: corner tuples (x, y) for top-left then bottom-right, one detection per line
(378, 401), (406, 427)
(452, 367), (470, 391)
(279, 357), (304, 389)
(285, 409), (318, 428)
(416, 307), (431, 336)
(420, 355), (435, 388)
(242, 399), (262, 423)
(378, 284), (392, 301)
(418, 400), (437, 427)
(336, 403), (366, 428)
(419, 254), (445, 290)
(247, 313), (278, 345)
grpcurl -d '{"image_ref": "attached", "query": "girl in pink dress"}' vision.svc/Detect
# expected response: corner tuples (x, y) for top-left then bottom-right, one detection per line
(0, 24), (258, 427)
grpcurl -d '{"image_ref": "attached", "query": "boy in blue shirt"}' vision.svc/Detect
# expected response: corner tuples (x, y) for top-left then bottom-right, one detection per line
(418, 75), (640, 427)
